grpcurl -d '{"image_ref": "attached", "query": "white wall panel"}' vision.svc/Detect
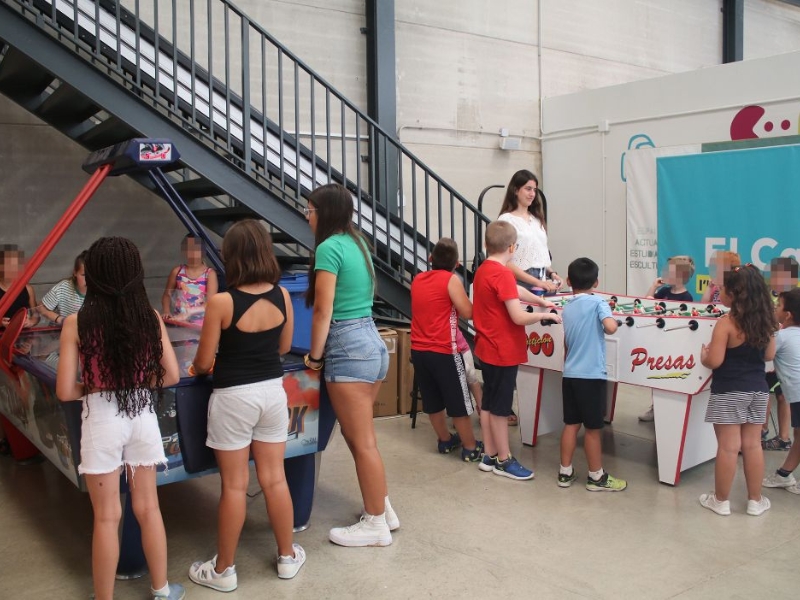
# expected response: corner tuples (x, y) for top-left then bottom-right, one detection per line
(745, 0), (800, 59)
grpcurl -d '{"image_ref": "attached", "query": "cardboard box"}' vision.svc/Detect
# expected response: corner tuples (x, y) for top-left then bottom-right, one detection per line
(395, 327), (418, 414)
(374, 328), (399, 417)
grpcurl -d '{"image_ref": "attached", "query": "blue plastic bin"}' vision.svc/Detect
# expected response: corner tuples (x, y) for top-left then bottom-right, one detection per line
(280, 272), (312, 354)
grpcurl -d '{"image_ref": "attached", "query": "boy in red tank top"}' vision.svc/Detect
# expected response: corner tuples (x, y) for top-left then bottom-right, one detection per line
(410, 238), (483, 461)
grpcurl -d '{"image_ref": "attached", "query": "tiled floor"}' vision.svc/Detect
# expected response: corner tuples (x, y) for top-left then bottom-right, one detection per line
(2, 384), (798, 599)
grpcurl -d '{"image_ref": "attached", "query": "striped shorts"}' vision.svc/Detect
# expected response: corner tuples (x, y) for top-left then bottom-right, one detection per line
(705, 391), (769, 425)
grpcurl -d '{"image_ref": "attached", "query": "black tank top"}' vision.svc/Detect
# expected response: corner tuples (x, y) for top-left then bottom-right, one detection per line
(711, 342), (768, 394)
(0, 285), (30, 320)
(213, 287), (286, 389)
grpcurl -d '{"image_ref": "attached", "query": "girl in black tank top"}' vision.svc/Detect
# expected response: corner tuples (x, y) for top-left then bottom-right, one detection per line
(189, 220), (306, 583)
(699, 265), (777, 516)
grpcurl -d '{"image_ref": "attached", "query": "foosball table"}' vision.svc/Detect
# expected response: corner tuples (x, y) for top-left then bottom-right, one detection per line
(518, 292), (726, 485)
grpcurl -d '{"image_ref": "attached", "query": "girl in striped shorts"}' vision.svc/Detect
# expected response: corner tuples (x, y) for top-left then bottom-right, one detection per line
(699, 264), (777, 517)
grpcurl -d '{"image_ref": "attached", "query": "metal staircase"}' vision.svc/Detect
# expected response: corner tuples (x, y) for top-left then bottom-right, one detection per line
(0, 0), (489, 316)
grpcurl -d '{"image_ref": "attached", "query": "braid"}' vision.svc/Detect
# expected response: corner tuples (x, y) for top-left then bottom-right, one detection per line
(79, 237), (165, 418)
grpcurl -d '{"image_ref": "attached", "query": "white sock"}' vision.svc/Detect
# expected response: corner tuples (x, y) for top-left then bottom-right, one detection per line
(589, 468), (604, 481)
(152, 583), (170, 596)
(559, 464), (573, 475)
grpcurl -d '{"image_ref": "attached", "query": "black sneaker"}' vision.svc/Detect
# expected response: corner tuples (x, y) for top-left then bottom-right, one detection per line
(461, 440), (484, 462)
(437, 432), (461, 454)
(557, 470), (577, 488)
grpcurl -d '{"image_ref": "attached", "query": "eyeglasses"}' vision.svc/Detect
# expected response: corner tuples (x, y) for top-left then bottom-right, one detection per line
(303, 207), (317, 217)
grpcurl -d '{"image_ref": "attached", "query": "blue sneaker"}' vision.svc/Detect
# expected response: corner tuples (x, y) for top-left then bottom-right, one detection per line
(492, 456), (535, 481)
(437, 432), (461, 454)
(461, 440), (484, 462)
(478, 454), (497, 472)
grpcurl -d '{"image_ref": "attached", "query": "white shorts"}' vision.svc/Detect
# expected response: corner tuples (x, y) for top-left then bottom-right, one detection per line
(78, 392), (166, 476)
(207, 378), (289, 450)
(462, 349), (480, 386)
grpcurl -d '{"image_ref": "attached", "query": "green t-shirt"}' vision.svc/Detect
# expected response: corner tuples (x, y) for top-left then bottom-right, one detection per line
(314, 233), (374, 320)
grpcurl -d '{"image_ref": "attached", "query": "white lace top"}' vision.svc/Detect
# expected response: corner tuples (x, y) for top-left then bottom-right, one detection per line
(498, 212), (551, 270)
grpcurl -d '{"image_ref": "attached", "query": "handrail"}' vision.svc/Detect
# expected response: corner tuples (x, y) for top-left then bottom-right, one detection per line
(3, 0), (491, 290)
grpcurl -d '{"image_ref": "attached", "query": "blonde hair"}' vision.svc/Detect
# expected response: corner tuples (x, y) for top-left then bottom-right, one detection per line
(485, 221), (517, 255)
(668, 255), (695, 283)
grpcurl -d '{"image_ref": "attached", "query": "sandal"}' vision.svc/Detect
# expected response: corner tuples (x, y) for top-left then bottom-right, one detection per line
(762, 436), (792, 451)
(507, 412), (518, 426)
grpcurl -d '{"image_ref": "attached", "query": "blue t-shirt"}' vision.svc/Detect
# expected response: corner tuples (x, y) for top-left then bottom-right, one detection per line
(563, 294), (613, 379)
(774, 327), (800, 404)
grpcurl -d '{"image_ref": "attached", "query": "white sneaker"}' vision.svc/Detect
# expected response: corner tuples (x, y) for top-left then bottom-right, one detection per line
(277, 543), (306, 579)
(763, 472), (797, 488)
(189, 555), (237, 592)
(638, 406), (655, 422)
(329, 513), (392, 547)
(747, 496), (771, 516)
(699, 492), (731, 516)
(361, 497), (400, 531)
(785, 483), (800, 495)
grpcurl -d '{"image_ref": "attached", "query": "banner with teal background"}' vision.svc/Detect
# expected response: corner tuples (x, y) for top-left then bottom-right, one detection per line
(656, 144), (800, 299)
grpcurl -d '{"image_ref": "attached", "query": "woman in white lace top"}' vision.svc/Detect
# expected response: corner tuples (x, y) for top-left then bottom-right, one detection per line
(497, 170), (563, 295)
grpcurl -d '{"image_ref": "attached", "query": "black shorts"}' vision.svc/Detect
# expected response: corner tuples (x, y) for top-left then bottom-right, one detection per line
(562, 377), (607, 430)
(765, 371), (783, 396)
(792, 402), (800, 429)
(411, 350), (473, 417)
(480, 363), (518, 417)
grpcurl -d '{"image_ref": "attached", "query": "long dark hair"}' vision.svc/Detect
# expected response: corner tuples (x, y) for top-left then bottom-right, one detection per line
(722, 265), (777, 350)
(305, 183), (374, 307)
(79, 237), (165, 417)
(498, 169), (546, 227)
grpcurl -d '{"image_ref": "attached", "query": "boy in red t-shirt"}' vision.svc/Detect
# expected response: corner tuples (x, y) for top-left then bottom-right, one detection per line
(410, 238), (483, 461)
(473, 221), (561, 480)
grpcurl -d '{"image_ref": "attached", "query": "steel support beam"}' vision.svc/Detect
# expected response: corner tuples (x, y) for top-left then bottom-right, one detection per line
(722, 0), (743, 63)
(365, 0), (399, 216)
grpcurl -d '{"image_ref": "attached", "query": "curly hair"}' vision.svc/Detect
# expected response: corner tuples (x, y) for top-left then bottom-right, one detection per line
(722, 265), (777, 350)
(304, 183), (374, 307)
(79, 237), (165, 417)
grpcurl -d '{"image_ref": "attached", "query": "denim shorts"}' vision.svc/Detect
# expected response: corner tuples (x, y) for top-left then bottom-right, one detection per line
(324, 317), (389, 383)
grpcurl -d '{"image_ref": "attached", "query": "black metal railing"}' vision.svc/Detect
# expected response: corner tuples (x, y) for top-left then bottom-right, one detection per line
(4, 0), (490, 295)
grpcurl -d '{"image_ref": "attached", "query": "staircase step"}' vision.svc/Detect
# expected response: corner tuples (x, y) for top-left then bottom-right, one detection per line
(173, 178), (224, 200)
(76, 117), (140, 150)
(36, 84), (100, 128)
(0, 47), (54, 103)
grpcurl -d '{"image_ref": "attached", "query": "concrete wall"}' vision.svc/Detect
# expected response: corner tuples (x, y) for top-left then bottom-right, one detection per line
(3, 0), (800, 287)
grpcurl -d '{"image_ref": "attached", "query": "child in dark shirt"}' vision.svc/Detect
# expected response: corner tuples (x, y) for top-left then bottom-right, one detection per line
(646, 255), (695, 302)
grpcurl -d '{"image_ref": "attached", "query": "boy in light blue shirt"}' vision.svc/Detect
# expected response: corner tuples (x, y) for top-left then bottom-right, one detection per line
(558, 257), (627, 492)
(762, 288), (800, 493)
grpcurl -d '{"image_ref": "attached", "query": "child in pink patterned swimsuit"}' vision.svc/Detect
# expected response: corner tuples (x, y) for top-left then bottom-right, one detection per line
(162, 234), (218, 321)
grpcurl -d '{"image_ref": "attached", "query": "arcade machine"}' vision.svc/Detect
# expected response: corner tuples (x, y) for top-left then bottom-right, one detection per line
(518, 292), (725, 486)
(0, 139), (335, 577)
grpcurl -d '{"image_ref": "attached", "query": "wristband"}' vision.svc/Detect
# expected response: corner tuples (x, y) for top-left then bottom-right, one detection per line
(304, 353), (324, 370)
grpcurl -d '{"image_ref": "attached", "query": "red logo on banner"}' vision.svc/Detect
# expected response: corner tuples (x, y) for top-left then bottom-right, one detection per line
(528, 332), (555, 357)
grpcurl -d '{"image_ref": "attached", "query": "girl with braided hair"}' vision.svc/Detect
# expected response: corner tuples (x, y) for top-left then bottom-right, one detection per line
(700, 264), (778, 517)
(56, 237), (184, 600)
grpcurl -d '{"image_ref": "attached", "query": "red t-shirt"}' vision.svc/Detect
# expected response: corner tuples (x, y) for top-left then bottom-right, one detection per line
(410, 269), (458, 354)
(473, 260), (526, 366)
